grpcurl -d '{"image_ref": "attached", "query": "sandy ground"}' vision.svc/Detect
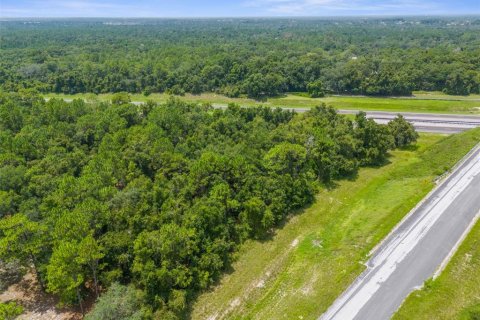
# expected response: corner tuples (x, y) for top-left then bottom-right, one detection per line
(0, 267), (82, 320)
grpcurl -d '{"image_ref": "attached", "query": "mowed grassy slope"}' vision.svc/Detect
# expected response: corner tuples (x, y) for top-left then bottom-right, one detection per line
(44, 92), (480, 114)
(190, 128), (480, 320)
(271, 95), (480, 114)
(393, 220), (480, 320)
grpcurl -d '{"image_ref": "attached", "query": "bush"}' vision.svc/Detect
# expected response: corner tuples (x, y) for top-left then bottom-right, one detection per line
(0, 302), (24, 320)
(85, 283), (143, 320)
(111, 92), (132, 105)
(388, 115), (419, 148)
(307, 80), (325, 98)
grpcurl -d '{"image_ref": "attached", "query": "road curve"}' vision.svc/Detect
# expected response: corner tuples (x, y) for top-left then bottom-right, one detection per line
(320, 144), (480, 320)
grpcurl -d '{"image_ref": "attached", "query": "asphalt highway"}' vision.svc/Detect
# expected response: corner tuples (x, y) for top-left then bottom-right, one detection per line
(339, 110), (480, 134)
(301, 108), (480, 134)
(212, 104), (480, 134)
(320, 144), (480, 320)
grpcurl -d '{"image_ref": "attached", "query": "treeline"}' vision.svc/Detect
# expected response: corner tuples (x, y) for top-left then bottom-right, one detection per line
(0, 92), (418, 318)
(1, 18), (480, 97)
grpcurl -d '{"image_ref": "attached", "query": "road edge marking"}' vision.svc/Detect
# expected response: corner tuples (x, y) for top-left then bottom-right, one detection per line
(367, 142), (480, 259)
(321, 144), (480, 320)
(392, 209), (480, 319)
(433, 209), (480, 279)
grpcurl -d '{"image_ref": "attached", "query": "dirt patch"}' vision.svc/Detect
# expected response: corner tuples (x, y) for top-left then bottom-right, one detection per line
(290, 238), (300, 248)
(0, 269), (82, 320)
(300, 271), (319, 296)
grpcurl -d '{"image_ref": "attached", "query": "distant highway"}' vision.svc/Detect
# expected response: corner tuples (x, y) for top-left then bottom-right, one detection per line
(51, 98), (480, 134)
(337, 110), (480, 134)
(320, 144), (480, 320)
(287, 108), (480, 134)
(211, 104), (480, 134)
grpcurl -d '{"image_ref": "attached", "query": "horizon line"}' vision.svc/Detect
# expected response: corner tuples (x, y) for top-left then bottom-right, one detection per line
(2, 14), (480, 19)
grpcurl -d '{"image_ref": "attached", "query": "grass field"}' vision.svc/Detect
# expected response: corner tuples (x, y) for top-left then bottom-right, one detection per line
(393, 219), (480, 320)
(412, 91), (480, 101)
(190, 128), (480, 320)
(44, 91), (480, 114)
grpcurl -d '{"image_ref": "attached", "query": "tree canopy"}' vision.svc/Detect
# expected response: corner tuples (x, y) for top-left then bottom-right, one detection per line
(0, 92), (417, 318)
(1, 18), (479, 98)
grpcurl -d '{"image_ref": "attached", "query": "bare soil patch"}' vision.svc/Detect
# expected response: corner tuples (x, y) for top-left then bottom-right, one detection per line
(0, 268), (82, 320)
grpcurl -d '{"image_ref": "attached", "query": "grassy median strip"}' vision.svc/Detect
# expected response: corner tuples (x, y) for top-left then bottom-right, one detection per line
(269, 94), (480, 114)
(44, 92), (480, 114)
(393, 220), (480, 320)
(190, 128), (480, 320)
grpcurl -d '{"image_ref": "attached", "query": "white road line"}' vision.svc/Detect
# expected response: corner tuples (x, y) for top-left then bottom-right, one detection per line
(366, 144), (480, 259)
(320, 151), (480, 320)
(433, 209), (480, 279)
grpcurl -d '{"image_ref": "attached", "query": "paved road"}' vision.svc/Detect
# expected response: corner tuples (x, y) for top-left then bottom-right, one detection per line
(320, 144), (480, 320)
(213, 104), (480, 134)
(339, 110), (480, 134)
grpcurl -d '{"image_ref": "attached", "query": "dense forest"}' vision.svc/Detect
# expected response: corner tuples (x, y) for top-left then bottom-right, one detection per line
(1, 18), (480, 98)
(0, 91), (417, 318)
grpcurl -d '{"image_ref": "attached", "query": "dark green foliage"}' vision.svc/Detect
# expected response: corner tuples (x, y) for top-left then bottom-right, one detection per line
(388, 115), (419, 148)
(244, 73), (287, 98)
(1, 18), (479, 97)
(355, 112), (395, 165)
(0, 92), (414, 318)
(307, 106), (359, 181)
(307, 80), (325, 98)
(111, 92), (132, 106)
(0, 213), (47, 288)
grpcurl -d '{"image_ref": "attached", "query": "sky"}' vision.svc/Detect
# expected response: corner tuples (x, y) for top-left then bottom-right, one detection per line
(1, 0), (479, 18)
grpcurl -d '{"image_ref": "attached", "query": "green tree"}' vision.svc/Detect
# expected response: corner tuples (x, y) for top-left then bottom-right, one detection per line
(132, 224), (194, 310)
(0, 100), (24, 133)
(307, 80), (325, 98)
(240, 197), (272, 236)
(77, 234), (104, 298)
(0, 302), (24, 320)
(355, 112), (394, 165)
(46, 241), (85, 314)
(264, 142), (307, 177)
(0, 214), (46, 289)
(388, 115), (419, 148)
(111, 92), (132, 105)
(0, 91), (418, 317)
(85, 283), (143, 320)
(244, 73), (286, 99)
(0, 191), (19, 218)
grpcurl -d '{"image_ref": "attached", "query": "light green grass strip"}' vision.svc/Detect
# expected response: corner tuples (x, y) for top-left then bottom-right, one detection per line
(44, 92), (480, 115)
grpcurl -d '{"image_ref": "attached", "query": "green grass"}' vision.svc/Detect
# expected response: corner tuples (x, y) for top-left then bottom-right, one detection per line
(393, 220), (480, 320)
(269, 95), (480, 114)
(44, 92), (480, 114)
(412, 91), (480, 101)
(190, 128), (480, 320)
